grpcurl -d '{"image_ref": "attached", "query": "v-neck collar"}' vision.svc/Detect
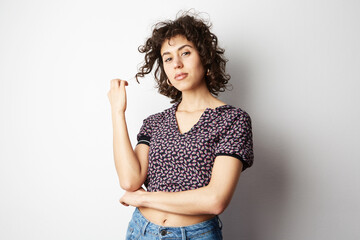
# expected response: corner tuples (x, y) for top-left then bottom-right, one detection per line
(170, 101), (232, 136)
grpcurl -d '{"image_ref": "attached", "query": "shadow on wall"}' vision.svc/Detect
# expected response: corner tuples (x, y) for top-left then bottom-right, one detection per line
(219, 60), (290, 240)
(220, 143), (289, 240)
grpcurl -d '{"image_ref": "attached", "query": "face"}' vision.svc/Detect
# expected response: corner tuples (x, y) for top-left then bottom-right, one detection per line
(160, 35), (206, 92)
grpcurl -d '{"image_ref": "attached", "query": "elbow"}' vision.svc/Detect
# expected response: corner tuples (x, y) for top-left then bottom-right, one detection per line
(211, 196), (227, 215)
(212, 202), (226, 215)
(120, 183), (136, 192)
(119, 180), (142, 192)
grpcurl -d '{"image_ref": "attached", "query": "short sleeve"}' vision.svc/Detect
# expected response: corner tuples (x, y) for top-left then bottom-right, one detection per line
(215, 112), (254, 171)
(136, 117), (152, 146)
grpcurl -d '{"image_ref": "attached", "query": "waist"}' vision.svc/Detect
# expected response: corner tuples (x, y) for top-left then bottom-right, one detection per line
(138, 206), (216, 227)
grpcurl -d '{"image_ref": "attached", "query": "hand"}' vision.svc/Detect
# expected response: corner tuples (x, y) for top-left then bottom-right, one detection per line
(107, 79), (128, 114)
(119, 187), (146, 207)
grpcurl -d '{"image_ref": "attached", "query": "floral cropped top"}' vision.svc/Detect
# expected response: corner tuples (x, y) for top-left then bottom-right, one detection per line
(136, 101), (254, 192)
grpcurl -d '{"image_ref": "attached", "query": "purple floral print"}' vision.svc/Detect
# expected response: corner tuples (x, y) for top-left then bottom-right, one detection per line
(137, 101), (254, 192)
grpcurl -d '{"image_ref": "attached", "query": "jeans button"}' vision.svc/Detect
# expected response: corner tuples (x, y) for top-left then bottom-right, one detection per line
(160, 229), (167, 236)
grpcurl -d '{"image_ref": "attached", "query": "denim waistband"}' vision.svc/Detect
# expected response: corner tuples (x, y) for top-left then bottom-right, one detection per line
(131, 207), (223, 238)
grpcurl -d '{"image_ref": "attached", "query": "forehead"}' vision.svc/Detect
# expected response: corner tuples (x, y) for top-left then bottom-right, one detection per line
(160, 35), (194, 53)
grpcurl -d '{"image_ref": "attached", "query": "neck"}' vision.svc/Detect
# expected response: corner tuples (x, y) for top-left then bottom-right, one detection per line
(177, 83), (223, 111)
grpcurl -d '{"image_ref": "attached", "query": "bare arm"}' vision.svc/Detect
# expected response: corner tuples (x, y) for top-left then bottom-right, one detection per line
(120, 155), (243, 215)
(108, 79), (148, 191)
(111, 112), (149, 191)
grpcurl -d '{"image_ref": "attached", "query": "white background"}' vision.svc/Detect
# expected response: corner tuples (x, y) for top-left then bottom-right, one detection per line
(1, 0), (359, 239)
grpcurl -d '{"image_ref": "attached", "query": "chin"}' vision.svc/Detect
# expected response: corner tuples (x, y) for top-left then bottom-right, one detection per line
(173, 85), (193, 92)
(173, 81), (204, 92)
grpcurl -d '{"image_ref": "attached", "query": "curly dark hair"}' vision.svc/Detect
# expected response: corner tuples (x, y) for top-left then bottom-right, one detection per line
(135, 11), (231, 103)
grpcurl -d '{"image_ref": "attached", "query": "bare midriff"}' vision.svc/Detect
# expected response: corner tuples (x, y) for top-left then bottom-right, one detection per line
(138, 206), (216, 227)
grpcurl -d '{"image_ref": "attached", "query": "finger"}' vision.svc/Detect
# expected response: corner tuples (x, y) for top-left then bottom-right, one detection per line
(119, 199), (129, 206)
(110, 79), (116, 88)
(119, 80), (128, 89)
(110, 79), (121, 88)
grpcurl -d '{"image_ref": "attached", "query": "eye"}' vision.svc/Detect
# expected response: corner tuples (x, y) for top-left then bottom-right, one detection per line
(164, 57), (172, 63)
(182, 51), (190, 56)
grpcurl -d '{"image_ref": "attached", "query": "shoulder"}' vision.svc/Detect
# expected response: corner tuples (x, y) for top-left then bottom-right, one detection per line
(215, 104), (252, 126)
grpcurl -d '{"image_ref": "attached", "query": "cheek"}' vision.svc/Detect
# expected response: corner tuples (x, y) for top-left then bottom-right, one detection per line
(163, 65), (172, 77)
(196, 63), (205, 77)
(194, 57), (204, 73)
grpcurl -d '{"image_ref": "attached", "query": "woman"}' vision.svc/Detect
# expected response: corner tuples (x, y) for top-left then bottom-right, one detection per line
(107, 12), (254, 240)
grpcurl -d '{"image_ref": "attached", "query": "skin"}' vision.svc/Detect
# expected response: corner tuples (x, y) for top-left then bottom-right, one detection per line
(107, 35), (243, 227)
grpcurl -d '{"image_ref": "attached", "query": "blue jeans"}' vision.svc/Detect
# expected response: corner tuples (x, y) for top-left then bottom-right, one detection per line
(126, 207), (223, 239)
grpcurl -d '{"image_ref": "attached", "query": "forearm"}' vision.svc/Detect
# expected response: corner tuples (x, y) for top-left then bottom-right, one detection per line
(140, 185), (223, 215)
(111, 111), (142, 190)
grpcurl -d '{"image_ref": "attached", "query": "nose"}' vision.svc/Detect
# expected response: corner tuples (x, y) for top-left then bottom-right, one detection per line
(173, 56), (183, 69)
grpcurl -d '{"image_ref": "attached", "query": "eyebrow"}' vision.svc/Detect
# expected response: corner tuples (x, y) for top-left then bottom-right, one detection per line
(161, 44), (193, 58)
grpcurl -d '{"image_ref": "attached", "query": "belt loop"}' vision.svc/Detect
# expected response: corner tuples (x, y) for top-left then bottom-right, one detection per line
(141, 220), (149, 236)
(217, 216), (223, 230)
(181, 227), (186, 240)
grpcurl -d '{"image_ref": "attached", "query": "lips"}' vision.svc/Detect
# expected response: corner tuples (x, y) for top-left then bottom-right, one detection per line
(174, 73), (188, 80)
